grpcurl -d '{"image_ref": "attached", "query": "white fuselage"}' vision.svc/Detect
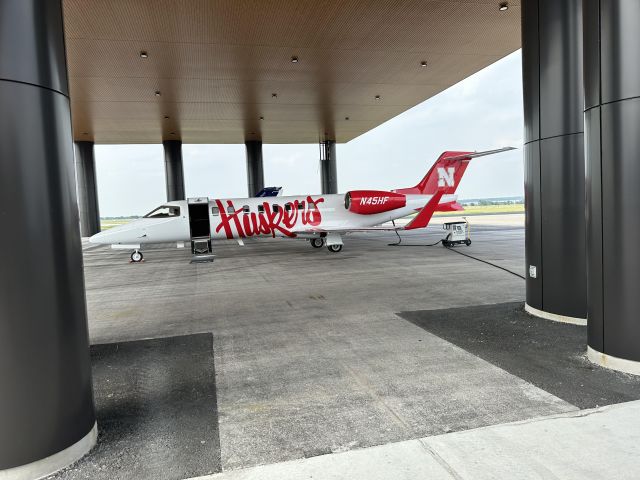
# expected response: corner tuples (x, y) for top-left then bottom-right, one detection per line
(89, 193), (456, 246)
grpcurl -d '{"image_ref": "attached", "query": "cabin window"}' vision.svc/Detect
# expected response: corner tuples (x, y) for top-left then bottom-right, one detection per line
(144, 205), (181, 218)
(297, 202), (305, 210)
(243, 205), (250, 213)
(227, 206), (235, 213)
(285, 203), (292, 212)
(272, 204), (280, 213)
(211, 206), (220, 216)
(258, 205), (264, 213)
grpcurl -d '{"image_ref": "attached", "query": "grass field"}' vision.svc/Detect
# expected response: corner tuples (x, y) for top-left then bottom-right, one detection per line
(435, 204), (524, 216)
(101, 219), (136, 230)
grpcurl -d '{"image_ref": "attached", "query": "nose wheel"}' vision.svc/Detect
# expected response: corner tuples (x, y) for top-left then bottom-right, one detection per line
(327, 244), (343, 253)
(311, 238), (325, 248)
(130, 250), (144, 263)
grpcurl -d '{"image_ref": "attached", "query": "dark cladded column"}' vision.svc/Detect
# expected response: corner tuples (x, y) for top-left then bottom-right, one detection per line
(521, 0), (586, 321)
(163, 140), (185, 201)
(245, 140), (264, 196)
(0, 0), (97, 477)
(74, 141), (101, 237)
(320, 140), (338, 194)
(584, 0), (640, 373)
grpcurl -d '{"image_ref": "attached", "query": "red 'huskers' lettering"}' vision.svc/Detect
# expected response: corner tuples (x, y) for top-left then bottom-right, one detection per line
(215, 196), (324, 239)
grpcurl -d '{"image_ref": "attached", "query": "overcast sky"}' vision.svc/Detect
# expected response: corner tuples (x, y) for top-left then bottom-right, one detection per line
(94, 50), (524, 217)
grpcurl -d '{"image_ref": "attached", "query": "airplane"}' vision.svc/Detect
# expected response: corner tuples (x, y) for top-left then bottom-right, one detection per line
(89, 147), (515, 262)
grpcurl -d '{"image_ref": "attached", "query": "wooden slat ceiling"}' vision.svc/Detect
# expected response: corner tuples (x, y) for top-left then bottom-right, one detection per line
(62, 0), (521, 144)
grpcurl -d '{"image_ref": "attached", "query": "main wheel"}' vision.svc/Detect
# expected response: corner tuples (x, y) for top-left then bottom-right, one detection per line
(465, 239), (472, 246)
(131, 251), (143, 262)
(327, 244), (343, 253)
(311, 238), (324, 248)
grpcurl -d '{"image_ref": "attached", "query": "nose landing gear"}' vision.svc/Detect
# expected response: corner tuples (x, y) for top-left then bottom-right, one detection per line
(130, 250), (144, 263)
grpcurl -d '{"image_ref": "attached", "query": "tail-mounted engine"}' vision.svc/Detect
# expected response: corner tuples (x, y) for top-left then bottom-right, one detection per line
(344, 190), (406, 215)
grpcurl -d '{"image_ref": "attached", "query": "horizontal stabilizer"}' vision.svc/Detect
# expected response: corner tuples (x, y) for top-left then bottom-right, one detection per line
(436, 201), (464, 212)
(444, 146), (516, 162)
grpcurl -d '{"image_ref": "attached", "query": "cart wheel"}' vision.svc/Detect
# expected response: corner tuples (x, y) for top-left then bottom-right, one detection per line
(465, 239), (471, 246)
(131, 250), (143, 263)
(311, 238), (324, 248)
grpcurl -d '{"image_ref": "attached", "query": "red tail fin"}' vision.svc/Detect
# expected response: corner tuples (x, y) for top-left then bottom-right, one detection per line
(395, 148), (516, 196)
(396, 151), (473, 196)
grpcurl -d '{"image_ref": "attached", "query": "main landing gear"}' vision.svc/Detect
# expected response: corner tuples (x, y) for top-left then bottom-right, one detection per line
(310, 235), (343, 253)
(130, 250), (144, 263)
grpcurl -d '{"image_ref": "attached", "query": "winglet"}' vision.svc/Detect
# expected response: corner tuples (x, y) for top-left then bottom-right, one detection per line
(404, 191), (445, 230)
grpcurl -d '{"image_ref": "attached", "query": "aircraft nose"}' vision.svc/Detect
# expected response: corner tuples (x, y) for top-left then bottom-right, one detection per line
(89, 230), (108, 244)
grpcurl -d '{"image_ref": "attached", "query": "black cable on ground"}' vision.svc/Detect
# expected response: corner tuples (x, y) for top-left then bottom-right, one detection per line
(388, 231), (526, 280)
(387, 220), (443, 246)
(444, 246), (526, 280)
(388, 220), (403, 246)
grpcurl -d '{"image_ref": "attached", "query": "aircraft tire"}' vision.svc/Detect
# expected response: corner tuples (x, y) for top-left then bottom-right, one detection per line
(465, 239), (472, 246)
(311, 238), (324, 248)
(327, 244), (343, 253)
(131, 251), (143, 263)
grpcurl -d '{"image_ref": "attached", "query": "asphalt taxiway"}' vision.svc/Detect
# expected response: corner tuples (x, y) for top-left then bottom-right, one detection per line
(50, 214), (640, 479)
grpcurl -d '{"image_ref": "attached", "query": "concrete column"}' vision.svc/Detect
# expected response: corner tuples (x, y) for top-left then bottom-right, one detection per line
(521, 0), (586, 322)
(320, 140), (338, 194)
(245, 140), (264, 196)
(74, 141), (101, 237)
(163, 140), (185, 201)
(584, 0), (640, 374)
(0, 1), (97, 478)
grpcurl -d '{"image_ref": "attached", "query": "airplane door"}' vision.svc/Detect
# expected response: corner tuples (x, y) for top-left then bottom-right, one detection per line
(187, 197), (213, 259)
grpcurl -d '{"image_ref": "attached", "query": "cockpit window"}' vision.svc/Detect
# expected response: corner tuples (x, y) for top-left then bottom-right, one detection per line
(144, 205), (180, 218)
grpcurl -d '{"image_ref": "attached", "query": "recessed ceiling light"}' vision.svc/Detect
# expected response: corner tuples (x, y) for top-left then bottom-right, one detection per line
(291, 56), (299, 63)
(420, 60), (428, 67)
(375, 95), (381, 100)
(271, 93), (278, 98)
(499, 2), (508, 11)
(155, 90), (161, 97)
(140, 51), (148, 58)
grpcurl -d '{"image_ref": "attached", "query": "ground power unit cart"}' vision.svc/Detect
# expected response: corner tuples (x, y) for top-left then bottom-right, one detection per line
(442, 220), (471, 247)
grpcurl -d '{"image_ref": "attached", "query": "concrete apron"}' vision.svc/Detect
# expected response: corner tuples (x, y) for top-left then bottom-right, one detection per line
(188, 400), (640, 480)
